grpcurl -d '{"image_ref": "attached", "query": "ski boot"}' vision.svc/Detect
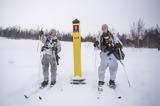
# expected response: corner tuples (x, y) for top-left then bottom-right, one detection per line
(98, 81), (104, 92)
(98, 81), (104, 87)
(40, 80), (48, 88)
(50, 80), (56, 87)
(109, 80), (116, 89)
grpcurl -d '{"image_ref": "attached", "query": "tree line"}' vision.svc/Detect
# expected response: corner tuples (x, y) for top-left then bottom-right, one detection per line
(0, 19), (160, 48)
(0, 26), (94, 42)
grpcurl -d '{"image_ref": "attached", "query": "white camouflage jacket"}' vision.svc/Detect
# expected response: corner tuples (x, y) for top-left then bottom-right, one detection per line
(41, 35), (61, 57)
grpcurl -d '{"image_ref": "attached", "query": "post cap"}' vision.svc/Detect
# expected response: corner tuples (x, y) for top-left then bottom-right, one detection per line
(72, 19), (80, 24)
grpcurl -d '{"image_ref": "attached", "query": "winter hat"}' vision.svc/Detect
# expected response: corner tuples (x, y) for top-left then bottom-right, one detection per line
(102, 24), (108, 31)
(49, 29), (56, 34)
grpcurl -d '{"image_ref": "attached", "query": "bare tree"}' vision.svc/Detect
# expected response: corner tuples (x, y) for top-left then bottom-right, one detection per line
(130, 19), (145, 47)
(156, 24), (160, 33)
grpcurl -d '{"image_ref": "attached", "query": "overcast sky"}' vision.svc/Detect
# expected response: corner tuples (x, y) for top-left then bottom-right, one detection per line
(0, 0), (160, 36)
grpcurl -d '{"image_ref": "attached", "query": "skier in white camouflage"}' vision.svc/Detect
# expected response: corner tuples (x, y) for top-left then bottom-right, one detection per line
(40, 29), (61, 88)
(94, 24), (124, 88)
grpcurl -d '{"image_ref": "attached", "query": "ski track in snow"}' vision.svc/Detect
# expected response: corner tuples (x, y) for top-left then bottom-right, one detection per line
(0, 37), (160, 106)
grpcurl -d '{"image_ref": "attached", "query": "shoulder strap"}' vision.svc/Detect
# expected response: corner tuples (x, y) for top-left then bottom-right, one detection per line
(107, 31), (115, 44)
(111, 34), (115, 44)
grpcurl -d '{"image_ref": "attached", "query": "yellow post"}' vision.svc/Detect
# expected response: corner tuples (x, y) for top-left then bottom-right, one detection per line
(71, 19), (85, 84)
(73, 19), (81, 77)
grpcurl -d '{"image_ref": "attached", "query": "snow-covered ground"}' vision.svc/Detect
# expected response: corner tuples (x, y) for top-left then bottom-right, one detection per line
(0, 37), (160, 106)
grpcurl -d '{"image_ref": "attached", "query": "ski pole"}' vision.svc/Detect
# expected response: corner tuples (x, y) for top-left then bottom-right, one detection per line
(94, 47), (97, 72)
(37, 28), (43, 82)
(119, 60), (131, 87)
(37, 28), (43, 53)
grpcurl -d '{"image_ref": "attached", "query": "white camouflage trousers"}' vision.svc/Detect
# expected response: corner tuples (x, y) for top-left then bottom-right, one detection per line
(41, 54), (57, 82)
(98, 52), (118, 82)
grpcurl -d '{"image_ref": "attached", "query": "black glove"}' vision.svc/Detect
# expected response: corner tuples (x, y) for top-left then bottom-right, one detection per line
(39, 30), (44, 35)
(52, 47), (57, 51)
(41, 46), (49, 52)
(41, 46), (45, 52)
(93, 41), (99, 47)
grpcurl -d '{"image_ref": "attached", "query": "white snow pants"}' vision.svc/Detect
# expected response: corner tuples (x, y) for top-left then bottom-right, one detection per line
(98, 52), (118, 82)
(41, 54), (57, 82)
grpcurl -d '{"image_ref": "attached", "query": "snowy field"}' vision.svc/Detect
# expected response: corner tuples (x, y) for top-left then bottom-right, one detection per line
(0, 37), (160, 106)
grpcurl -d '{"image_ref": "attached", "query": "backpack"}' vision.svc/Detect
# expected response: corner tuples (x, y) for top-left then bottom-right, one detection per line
(111, 36), (125, 60)
(112, 47), (125, 60)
